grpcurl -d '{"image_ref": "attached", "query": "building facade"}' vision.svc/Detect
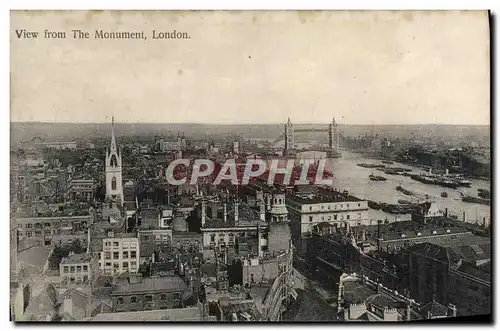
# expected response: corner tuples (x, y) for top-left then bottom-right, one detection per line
(286, 193), (369, 255)
(100, 233), (140, 275)
(60, 253), (99, 285)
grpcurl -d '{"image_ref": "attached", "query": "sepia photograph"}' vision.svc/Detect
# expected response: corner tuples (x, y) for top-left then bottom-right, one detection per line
(9, 10), (491, 322)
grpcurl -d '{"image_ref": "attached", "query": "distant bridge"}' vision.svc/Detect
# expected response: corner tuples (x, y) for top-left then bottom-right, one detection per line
(272, 118), (346, 157)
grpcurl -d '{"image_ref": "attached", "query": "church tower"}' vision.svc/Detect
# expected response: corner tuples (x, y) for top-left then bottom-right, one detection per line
(105, 117), (124, 204)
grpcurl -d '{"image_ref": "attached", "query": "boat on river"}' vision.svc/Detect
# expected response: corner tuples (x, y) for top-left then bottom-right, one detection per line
(396, 185), (413, 196)
(358, 163), (384, 169)
(383, 169), (401, 175)
(462, 196), (490, 206)
(478, 189), (490, 199)
(409, 174), (460, 189)
(369, 174), (387, 181)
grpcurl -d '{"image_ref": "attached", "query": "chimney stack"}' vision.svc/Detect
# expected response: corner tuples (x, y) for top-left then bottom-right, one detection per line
(223, 199), (227, 223)
(201, 198), (206, 227)
(377, 220), (382, 251)
(259, 199), (265, 221)
(265, 194), (271, 211)
(257, 223), (262, 257)
(406, 302), (411, 321)
(234, 198), (239, 224)
(447, 303), (457, 318)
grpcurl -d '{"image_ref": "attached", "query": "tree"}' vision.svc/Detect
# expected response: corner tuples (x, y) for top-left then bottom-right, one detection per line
(139, 262), (151, 277)
(70, 239), (85, 254)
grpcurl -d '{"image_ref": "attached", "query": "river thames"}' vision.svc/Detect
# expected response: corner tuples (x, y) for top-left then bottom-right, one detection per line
(296, 151), (491, 225)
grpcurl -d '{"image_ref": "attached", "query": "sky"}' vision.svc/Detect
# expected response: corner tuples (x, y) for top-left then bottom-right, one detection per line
(10, 10), (490, 125)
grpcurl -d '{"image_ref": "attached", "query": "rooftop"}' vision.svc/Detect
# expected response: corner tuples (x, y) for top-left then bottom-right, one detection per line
(61, 253), (94, 264)
(91, 307), (205, 321)
(202, 202), (267, 229)
(18, 246), (52, 269)
(341, 278), (377, 305)
(419, 300), (449, 318)
(111, 276), (188, 295)
(287, 192), (360, 205)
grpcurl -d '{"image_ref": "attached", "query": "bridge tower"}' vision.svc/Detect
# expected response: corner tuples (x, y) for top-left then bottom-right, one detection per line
(284, 117), (295, 155)
(329, 117), (340, 150)
(327, 117), (342, 158)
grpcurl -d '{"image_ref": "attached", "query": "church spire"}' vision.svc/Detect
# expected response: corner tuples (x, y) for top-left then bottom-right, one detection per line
(110, 116), (117, 153)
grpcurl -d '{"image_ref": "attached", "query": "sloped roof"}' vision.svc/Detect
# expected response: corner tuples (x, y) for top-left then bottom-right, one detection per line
(419, 300), (448, 318)
(92, 307), (203, 321)
(406, 242), (449, 263)
(24, 283), (61, 317)
(365, 294), (405, 309)
(111, 276), (188, 295)
(18, 246), (52, 269)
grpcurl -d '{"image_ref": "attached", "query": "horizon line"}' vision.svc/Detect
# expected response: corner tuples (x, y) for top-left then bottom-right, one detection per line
(10, 121), (491, 126)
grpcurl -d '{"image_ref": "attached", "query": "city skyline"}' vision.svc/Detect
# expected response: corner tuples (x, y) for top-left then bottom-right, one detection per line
(11, 11), (490, 126)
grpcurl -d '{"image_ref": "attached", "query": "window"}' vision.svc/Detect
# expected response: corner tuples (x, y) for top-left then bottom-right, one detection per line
(346, 215), (350, 220)
(26, 232), (32, 237)
(76, 266), (82, 272)
(117, 297), (124, 304)
(210, 234), (215, 242)
(18, 224), (22, 228)
(113, 252), (119, 259)
(70, 266), (75, 273)
(113, 242), (119, 247)
(173, 293), (180, 300)
(82, 275), (88, 282)
(111, 177), (117, 190)
(309, 216), (313, 223)
(35, 231), (41, 237)
(144, 235), (150, 241)
(123, 251), (128, 259)
(131, 297), (137, 303)
(83, 265), (88, 272)
(63, 266), (69, 273)
(105, 252), (111, 259)
(105, 242), (111, 247)
(131, 261), (137, 267)
(358, 203), (361, 207)
(334, 215), (338, 221)
(130, 251), (136, 258)
(123, 262), (129, 269)
(160, 294), (167, 301)
(26, 224), (32, 228)
(105, 262), (111, 267)
(145, 295), (153, 302)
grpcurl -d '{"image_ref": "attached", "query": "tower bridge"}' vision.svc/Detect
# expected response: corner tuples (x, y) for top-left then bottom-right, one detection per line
(272, 117), (344, 157)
